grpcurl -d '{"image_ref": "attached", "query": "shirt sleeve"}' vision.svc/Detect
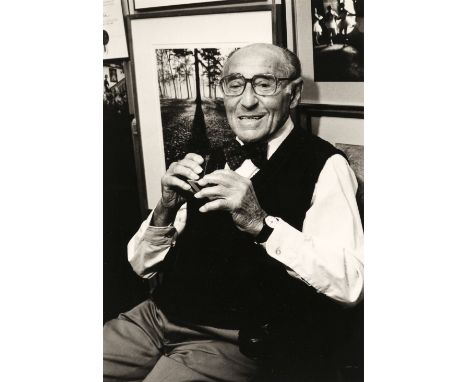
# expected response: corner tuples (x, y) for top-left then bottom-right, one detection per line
(264, 154), (364, 306)
(127, 204), (188, 278)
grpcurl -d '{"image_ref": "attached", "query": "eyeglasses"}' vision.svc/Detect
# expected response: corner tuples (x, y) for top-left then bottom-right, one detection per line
(220, 73), (295, 96)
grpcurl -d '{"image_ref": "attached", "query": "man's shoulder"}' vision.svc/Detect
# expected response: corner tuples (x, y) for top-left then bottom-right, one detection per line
(293, 127), (345, 161)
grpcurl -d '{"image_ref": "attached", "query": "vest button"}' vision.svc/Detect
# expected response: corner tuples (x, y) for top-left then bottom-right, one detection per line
(275, 248), (281, 255)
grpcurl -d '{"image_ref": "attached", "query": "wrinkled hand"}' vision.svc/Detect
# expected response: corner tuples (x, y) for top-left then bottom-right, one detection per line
(161, 153), (204, 210)
(195, 169), (267, 236)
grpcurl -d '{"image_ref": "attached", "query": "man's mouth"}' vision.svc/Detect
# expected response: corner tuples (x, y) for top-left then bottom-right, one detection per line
(238, 115), (265, 120)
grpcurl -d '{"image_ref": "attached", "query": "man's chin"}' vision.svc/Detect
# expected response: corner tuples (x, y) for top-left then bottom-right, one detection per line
(234, 126), (266, 143)
(237, 132), (265, 144)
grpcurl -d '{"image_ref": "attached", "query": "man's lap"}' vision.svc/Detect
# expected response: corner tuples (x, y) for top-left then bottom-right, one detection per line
(103, 299), (261, 382)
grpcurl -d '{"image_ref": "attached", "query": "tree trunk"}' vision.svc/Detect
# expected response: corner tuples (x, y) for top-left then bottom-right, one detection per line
(194, 49), (202, 105)
(178, 76), (183, 99)
(187, 48), (209, 156)
(165, 51), (178, 99)
(185, 69), (190, 99)
(158, 75), (163, 97)
(162, 78), (168, 97)
(187, 74), (192, 98)
(207, 56), (212, 99)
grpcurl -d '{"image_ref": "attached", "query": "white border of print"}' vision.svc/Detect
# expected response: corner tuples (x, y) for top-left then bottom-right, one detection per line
(131, 11), (272, 209)
(134, 0), (258, 9)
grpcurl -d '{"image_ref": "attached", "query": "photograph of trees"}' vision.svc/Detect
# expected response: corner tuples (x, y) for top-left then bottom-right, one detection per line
(156, 47), (237, 168)
(311, 0), (364, 81)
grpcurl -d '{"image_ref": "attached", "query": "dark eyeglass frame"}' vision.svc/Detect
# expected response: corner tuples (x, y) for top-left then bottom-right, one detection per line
(220, 73), (296, 96)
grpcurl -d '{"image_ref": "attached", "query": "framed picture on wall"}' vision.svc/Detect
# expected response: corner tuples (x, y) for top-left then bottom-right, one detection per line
(129, 8), (274, 210)
(134, 0), (263, 10)
(103, 0), (129, 60)
(109, 68), (118, 82)
(291, 0), (363, 106)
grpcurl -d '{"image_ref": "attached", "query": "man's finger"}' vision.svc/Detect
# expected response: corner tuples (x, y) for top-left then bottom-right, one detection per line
(194, 185), (228, 200)
(184, 153), (204, 164)
(177, 158), (204, 175)
(172, 163), (200, 180)
(198, 169), (240, 187)
(199, 198), (231, 213)
(164, 175), (192, 192)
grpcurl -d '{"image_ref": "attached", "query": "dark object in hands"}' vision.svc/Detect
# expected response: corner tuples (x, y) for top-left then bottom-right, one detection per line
(187, 179), (202, 193)
(187, 154), (212, 194)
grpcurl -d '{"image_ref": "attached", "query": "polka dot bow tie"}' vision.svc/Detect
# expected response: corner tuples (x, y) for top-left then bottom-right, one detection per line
(223, 139), (268, 170)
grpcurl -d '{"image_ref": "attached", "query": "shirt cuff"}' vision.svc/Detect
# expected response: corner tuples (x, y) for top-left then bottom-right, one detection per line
(143, 225), (177, 247)
(263, 219), (311, 281)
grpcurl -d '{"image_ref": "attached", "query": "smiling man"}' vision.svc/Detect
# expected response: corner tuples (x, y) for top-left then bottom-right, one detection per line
(104, 43), (364, 382)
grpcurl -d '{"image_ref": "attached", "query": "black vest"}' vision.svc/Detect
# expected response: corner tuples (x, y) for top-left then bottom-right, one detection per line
(156, 127), (346, 330)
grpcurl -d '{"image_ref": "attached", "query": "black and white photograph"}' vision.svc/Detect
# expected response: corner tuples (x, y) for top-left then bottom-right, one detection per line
(311, 0), (364, 82)
(156, 47), (237, 168)
(6, 2), (468, 382)
(103, 65), (129, 116)
(104, 3), (363, 382)
(129, 10), (273, 208)
(108, 67), (118, 82)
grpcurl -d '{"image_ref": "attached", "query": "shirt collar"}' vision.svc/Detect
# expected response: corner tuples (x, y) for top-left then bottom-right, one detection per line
(235, 116), (294, 160)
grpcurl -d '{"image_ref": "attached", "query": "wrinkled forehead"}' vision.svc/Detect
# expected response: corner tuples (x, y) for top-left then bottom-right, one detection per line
(223, 47), (289, 78)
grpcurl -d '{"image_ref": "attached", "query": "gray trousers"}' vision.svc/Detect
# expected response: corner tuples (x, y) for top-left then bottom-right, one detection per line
(103, 299), (262, 382)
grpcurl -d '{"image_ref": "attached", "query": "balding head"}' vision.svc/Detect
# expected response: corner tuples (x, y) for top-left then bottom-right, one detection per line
(223, 43), (301, 80)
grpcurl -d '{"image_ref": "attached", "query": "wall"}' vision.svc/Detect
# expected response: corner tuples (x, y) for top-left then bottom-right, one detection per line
(311, 116), (363, 145)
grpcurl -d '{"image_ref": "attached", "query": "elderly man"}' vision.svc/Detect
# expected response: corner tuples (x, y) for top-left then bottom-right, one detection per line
(104, 43), (363, 381)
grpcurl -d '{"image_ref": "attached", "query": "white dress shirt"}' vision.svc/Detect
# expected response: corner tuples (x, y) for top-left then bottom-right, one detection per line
(128, 118), (364, 306)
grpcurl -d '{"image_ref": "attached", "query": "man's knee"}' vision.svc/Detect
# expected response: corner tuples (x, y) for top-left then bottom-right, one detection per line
(103, 301), (164, 381)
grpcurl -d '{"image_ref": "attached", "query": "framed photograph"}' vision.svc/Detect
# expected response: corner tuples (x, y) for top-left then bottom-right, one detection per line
(109, 67), (118, 82)
(103, 0), (129, 60)
(134, 0), (262, 10)
(129, 9), (273, 209)
(291, 0), (363, 106)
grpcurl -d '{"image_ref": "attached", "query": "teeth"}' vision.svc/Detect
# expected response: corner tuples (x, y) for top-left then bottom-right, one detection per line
(239, 116), (262, 120)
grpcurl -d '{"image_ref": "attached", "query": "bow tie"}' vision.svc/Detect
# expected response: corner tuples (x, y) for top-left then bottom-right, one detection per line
(223, 139), (268, 170)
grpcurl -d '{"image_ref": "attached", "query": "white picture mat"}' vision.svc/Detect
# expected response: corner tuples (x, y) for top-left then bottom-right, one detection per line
(135, 0), (233, 9)
(103, 0), (129, 59)
(294, 0), (363, 105)
(131, 11), (272, 209)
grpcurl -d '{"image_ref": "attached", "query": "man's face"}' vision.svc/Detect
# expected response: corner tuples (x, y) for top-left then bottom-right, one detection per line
(222, 47), (301, 143)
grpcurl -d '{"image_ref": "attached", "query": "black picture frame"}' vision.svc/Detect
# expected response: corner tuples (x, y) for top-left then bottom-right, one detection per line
(109, 68), (118, 83)
(290, 0), (363, 108)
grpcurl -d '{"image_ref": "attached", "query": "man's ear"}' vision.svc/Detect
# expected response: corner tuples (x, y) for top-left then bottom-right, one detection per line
(289, 77), (303, 109)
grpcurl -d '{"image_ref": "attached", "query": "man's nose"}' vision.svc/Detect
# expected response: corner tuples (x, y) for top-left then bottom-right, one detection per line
(240, 83), (259, 109)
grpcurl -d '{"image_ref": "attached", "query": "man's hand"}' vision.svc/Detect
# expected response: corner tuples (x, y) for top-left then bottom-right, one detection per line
(152, 153), (204, 226)
(161, 153), (205, 208)
(195, 169), (267, 236)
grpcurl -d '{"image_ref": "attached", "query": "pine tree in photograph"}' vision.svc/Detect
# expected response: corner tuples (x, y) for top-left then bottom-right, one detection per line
(199, 49), (223, 99)
(173, 49), (194, 99)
